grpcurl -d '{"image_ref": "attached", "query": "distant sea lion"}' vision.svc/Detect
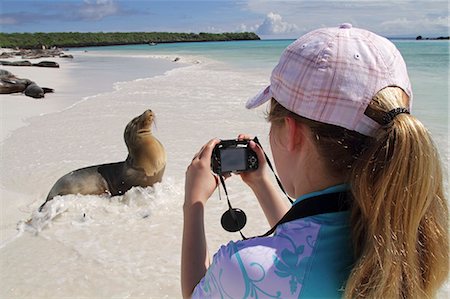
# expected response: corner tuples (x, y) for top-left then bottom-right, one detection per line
(0, 60), (32, 66)
(0, 70), (32, 94)
(0, 69), (53, 98)
(32, 61), (60, 68)
(38, 110), (166, 211)
(24, 83), (45, 98)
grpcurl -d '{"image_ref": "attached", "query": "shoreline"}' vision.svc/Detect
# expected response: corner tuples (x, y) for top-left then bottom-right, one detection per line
(0, 51), (186, 142)
(0, 50), (222, 242)
(0, 50), (271, 298)
(1, 56), (77, 141)
(0, 42), (448, 299)
(0, 52), (188, 252)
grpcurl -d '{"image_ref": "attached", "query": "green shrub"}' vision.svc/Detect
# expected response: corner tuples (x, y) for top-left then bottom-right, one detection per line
(0, 32), (260, 49)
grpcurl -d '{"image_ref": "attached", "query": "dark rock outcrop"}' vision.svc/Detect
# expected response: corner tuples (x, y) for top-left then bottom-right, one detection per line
(416, 35), (449, 40)
(0, 48), (73, 60)
(0, 60), (33, 66)
(0, 60), (60, 68)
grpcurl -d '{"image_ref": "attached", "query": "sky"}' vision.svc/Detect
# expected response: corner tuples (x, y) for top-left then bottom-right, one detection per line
(0, 0), (449, 39)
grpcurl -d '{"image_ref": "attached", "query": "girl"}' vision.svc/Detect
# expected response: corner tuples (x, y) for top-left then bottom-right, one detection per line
(182, 24), (449, 298)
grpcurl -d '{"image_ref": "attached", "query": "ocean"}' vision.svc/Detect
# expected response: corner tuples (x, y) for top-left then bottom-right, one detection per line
(81, 39), (449, 151)
(0, 39), (448, 298)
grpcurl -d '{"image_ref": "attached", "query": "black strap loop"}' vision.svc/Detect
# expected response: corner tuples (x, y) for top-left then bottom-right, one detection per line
(253, 137), (294, 204)
(381, 108), (410, 125)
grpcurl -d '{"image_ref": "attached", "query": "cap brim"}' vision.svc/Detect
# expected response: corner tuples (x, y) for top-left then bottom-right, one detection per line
(246, 86), (272, 109)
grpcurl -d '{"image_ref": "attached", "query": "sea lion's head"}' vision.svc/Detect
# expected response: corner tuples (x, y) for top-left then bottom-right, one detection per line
(124, 110), (166, 176)
(124, 109), (154, 152)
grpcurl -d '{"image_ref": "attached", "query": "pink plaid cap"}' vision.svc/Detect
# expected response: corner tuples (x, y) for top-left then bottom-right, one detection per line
(246, 23), (412, 137)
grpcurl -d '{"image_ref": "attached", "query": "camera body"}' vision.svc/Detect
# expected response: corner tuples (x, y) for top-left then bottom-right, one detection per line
(211, 139), (258, 175)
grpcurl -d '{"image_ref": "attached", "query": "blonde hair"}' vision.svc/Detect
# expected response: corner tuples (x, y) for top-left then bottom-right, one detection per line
(268, 87), (449, 298)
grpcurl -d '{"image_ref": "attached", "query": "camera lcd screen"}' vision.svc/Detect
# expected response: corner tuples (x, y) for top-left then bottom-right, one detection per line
(220, 148), (247, 172)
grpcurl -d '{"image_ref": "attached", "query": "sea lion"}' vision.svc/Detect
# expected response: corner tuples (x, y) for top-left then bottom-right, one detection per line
(0, 60), (33, 66)
(38, 109), (166, 211)
(0, 69), (53, 97)
(24, 83), (45, 98)
(0, 70), (32, 94)
(32, 61), (60, 68)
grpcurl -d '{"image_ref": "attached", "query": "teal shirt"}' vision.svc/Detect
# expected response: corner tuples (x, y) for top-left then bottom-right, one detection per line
(193, 184), (354, 298)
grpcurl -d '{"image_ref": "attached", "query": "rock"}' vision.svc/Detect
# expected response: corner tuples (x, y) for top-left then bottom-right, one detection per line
(173, 57), (180, 62)
(24, 82), (45, 98)
(0, 60), (32, 66)
(0, 52), (15, 59)
(0, 69), (14, 77)
(32, 61), (60, 68)
(20, 48), (65, 59)
(0, 59), (62, 68)
(59, 54), (73, 59)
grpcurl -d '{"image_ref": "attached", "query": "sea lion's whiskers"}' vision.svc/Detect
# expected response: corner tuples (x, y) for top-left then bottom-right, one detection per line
(152, 115), (158, 131)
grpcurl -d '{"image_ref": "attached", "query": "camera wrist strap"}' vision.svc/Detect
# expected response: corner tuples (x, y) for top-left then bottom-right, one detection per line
(218, 136), (296, 239)
(219, 167), (350, 240)
(218, 174), (247, 240)
(253, 137), (294, 204)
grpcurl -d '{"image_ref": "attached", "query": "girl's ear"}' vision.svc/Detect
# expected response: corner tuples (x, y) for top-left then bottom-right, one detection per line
(284, 117), (303, 151)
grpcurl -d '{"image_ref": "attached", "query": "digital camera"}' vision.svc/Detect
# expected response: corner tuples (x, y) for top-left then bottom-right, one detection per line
(211, 139), (258, 175)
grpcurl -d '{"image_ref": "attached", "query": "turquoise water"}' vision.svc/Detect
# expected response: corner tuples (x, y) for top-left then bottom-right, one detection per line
(394, 41), (449, 131)
(77, 39), (449, 73)
(77, 40), (291, 70)
(77, 39), (449, 161)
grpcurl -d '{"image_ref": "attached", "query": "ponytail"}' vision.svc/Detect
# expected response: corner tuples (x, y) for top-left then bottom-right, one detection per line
(345, 87), (449, 298)
(268, 87), (449, 298)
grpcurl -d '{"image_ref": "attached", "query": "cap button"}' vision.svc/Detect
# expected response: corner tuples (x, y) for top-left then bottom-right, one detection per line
(339, 23), (352, 29)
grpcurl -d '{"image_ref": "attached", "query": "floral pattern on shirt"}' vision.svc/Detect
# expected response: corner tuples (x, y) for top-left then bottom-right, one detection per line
(193, 219), (321, 298)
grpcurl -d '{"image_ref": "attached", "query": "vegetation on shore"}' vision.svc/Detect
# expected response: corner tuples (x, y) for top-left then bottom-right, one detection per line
(0, 32), (260, 49)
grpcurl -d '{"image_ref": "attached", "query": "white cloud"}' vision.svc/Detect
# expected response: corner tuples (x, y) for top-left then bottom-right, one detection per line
(238, 23), (259, 32)
(77, 0), (120, 21)
(242, 0), (449, 37)
(255, 12), (299, 35)
(0, 16), (18, 25)
(380, 16), (449, 36)
(205, 26), (222, 33)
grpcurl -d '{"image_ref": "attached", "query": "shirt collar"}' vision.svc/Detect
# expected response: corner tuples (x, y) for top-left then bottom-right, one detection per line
(293, 183), (350, 206)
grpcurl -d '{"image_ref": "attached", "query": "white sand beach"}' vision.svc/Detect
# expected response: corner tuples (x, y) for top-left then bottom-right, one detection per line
(0, 51), (274, 298)
(0, 47), (448, 298)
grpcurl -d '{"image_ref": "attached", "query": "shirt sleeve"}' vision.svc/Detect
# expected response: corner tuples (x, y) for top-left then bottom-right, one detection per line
(192, 241), (246, 299)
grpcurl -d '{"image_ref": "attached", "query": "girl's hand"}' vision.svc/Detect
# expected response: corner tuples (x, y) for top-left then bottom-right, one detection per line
(237, 134), (269, 188)
(184, 138), (221, 207)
